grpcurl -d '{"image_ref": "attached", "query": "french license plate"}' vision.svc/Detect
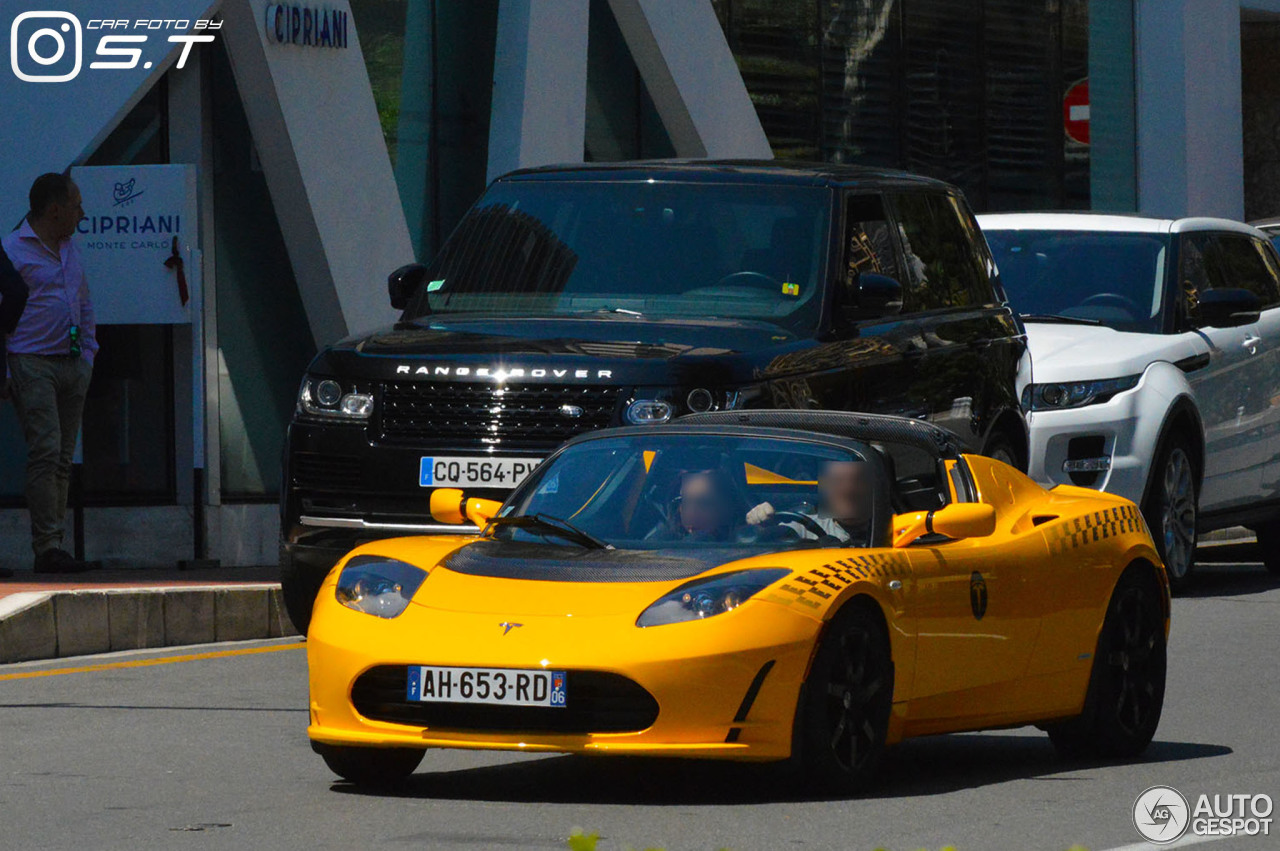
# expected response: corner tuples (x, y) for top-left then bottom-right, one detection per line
(419, 456), (542, 488)
(406, 666), (567, 708)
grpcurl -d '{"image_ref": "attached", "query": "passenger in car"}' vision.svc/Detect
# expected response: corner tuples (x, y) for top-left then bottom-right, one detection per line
(746, 460), (873, 545)
(661, 469), (744, 542)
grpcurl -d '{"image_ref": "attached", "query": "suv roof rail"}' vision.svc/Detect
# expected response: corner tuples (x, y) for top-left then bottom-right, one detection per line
(678, 409), (965, 459)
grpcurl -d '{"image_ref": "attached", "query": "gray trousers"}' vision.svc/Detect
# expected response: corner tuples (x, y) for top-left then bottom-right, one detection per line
(8, 353), (92, 556)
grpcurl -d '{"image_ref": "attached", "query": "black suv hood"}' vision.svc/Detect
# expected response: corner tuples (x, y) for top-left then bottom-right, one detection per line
(310, 314), (820, 385)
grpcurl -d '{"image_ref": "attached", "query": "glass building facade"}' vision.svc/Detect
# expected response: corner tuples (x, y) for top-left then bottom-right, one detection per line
(364, 0), (1134, 273)
(712, 0), (1095, 211)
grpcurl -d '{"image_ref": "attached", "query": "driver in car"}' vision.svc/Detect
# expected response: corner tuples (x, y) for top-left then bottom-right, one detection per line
(745, 460), (873, 545)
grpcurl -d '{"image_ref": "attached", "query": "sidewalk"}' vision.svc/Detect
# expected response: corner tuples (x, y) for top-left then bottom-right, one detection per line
(0, 565), (298, 664)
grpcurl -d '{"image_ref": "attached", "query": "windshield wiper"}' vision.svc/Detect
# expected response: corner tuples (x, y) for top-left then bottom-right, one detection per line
(588, 307), (644, 317)
(1019, 313), (1102, 326)
(485, 513), (613, 549)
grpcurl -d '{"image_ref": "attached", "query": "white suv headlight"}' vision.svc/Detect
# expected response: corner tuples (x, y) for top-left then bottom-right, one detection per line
(1024, 375), (1140, 411)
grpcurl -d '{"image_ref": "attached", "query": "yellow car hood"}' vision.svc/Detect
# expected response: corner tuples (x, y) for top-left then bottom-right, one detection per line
(404, 541), (790, 618)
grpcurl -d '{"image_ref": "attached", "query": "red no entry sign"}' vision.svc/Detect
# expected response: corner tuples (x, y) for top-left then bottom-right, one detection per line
(1064, 78), (1089, 145)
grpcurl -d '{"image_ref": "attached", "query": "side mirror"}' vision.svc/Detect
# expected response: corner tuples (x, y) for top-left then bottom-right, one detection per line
(429, 487), (502, 528)
(1195, 287), (1260, 329)
(892, 502), (996, 548)
(388, 263), (428, 311)
(843, 273), (903, 322)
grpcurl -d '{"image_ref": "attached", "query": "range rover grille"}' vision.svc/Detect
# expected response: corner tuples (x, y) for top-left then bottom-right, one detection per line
(377, 382), (623, 449)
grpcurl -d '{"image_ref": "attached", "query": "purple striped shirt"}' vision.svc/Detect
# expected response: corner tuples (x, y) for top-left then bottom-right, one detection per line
(2, 220), (97, 364)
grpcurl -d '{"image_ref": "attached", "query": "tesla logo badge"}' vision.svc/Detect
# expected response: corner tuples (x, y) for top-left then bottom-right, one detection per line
(499, 621), (523, 635)
(559, 405), (583, 418)
(969, 572), (988, 621)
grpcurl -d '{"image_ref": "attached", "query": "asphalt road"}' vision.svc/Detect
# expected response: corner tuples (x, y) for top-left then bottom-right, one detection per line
(1, 561), (1277, 851)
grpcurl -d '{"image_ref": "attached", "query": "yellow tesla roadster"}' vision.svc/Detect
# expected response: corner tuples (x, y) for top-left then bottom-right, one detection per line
(306, 411), (1170, 790)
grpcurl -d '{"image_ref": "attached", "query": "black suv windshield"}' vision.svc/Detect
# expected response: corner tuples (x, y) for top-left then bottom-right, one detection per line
(985, 229), (1170, 333)
(407, 180), (832, 334)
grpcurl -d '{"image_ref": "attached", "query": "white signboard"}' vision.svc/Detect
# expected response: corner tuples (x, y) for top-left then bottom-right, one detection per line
(70, 164), (197, 324)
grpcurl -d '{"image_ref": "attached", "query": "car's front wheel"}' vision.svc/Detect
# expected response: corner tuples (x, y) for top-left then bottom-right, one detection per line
(1047, 566), (1166, 758)
(1141, 434), (1198, 590)
(1253, 523), (1280, 575)
(315, 743), (425, 786)
(798, 604), (894, 792)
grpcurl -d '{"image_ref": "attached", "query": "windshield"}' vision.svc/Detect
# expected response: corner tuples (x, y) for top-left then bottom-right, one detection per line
(984, 229), (1169, 332)
(407, 180), (832, 335)
(494, 433), (878, 552)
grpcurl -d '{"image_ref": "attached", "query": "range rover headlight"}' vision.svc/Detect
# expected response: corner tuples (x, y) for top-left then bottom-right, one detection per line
(636, 568), (790, 627)
(335, 556), (427, 619)
(625, 399), (674, 424)
(1026, 375), (1140, 411)
(298, 376), (374, 421)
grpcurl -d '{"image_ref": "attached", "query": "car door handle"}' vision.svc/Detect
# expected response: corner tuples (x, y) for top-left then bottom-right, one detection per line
(1243, 335), (1262, 353)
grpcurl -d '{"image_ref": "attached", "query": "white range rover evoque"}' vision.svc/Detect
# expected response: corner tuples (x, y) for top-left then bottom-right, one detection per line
(979, 212), (1280, 588)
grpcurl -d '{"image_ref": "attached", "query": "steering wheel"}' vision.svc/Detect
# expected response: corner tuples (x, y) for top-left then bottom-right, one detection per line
(714, 270), (781, 290)
(770, 511), (828, 539)
(1079, 292), (1144, 318)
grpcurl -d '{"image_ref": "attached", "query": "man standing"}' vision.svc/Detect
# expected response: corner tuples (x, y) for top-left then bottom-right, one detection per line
(3, 173), (99, 573)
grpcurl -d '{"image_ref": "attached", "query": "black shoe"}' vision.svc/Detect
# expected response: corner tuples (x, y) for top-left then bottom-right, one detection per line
(33, 548), (101, 574)
(0, 567), (12, 579)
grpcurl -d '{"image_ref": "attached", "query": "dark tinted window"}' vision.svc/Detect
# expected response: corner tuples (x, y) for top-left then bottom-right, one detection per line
(1216, 235), (1280, 307)
(891, 192), (991, 310)
(842, 194), (900, 292)
(1180, 232), (1280, 320)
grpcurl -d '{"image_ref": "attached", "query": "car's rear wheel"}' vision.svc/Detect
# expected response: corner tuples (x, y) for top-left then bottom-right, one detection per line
(1141, 434), (1198, 590)
(316, 743), (424, 786)
(1047, 567), (1166, 758)
(799, 604), (893, 792)
(1253, 523), (1280, 575)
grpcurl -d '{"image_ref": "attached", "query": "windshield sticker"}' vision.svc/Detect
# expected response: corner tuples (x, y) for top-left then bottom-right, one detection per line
(427, 279), (446, 292)
(782, 282), (800, 296)
(538, 472), (560, 495)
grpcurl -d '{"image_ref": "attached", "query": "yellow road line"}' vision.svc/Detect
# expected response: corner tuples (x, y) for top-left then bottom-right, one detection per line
(0, 640), (305, 681)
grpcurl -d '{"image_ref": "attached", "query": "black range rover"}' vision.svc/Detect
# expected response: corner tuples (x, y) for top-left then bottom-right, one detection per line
(281, 160), (1028, 629)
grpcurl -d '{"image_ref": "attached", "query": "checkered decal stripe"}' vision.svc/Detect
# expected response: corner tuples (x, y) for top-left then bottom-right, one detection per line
(765, 552), (909, 610)
(1046, 505), (1143, 555)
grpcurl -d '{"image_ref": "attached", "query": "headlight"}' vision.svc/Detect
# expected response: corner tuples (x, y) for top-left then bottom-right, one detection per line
(625, 399), (673, 424)
(298, 376), (374, 420)
(1025, 375), (1140, 411)
(335, 556), (427, 619)
(627, 387), (751, 424)
(636, 568), (790, 627)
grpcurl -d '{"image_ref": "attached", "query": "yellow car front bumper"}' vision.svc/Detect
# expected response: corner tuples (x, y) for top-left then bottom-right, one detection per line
(307, 591), (823, 761)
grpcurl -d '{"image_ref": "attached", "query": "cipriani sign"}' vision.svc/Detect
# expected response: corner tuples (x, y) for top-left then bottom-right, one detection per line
(264, 4), (350, 49)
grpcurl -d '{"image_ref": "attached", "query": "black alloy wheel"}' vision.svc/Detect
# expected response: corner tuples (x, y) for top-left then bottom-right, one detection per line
(1048, 567), (1167, 758)
(800, 605), (894, 792)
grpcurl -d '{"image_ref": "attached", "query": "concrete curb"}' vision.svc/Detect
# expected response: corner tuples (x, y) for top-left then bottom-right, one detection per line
(0, 584), (299, 664)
